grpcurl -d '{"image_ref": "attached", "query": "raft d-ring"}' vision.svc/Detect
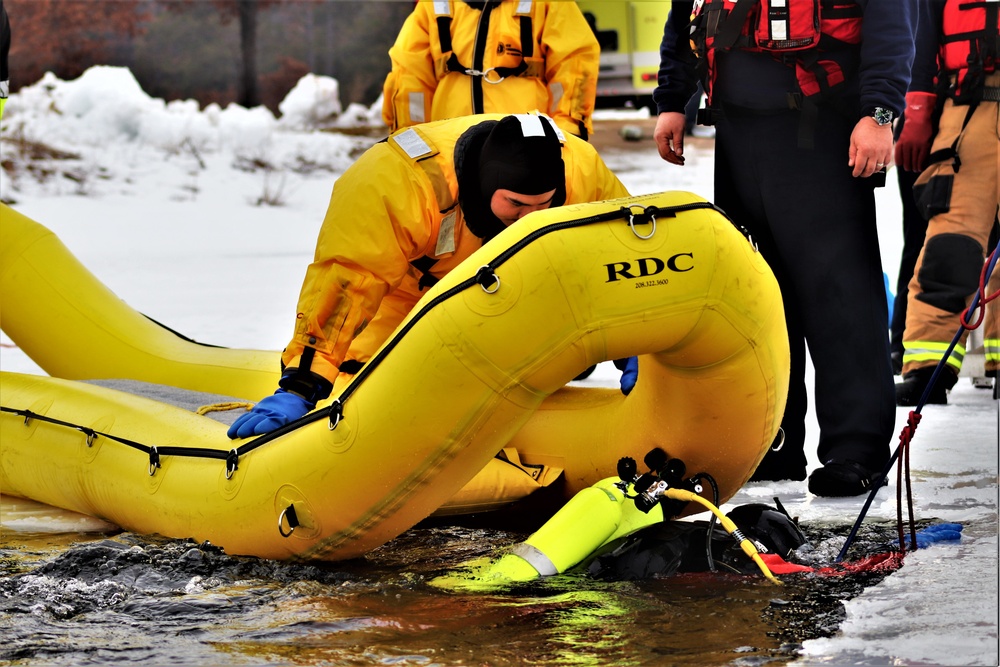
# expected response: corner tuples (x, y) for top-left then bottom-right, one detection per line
(770, 427), (786, 452)
(225, 449), (239, 480)
(85, 431), (96, 448)
(148, 445), (161, 477)
(628, 211), (657, 240)
(328, 400), (343, 431)
(278, 504), (299, 538)
(476, 265), (501, 294)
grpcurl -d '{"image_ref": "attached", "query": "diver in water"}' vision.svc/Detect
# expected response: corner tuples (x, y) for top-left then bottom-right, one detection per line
(430, 449), (964, 589)
(584, 502), (964, 581)
(586, 502), (809, 580)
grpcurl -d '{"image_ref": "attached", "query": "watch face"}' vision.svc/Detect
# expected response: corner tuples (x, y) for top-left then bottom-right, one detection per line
(873, 107), (893, 125)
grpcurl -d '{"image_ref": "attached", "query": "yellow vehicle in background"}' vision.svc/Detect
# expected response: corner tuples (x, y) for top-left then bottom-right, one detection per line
(577, 0), (672, 111)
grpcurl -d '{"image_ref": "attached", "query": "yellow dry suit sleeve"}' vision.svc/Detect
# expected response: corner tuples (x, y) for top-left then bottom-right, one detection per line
(563, 135), (631, 201)
(282, 144), (435, 385)
(537, 3), (600, 138)
(382, 4), (438, 132)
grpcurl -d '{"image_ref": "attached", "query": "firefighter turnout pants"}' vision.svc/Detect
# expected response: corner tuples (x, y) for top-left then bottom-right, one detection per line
(905, 73), (1000, 378)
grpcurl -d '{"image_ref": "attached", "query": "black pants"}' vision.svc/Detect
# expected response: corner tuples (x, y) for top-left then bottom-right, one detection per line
(713, 105), (896, 476)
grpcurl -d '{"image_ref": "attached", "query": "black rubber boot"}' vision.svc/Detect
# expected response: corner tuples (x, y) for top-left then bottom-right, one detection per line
(749, 429), (807, 482)
(895, 366), (956, 406)
(808, 459), (887, 497)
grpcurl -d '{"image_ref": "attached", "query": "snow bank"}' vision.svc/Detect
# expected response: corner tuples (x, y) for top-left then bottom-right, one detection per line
(0, 66), (383, 202)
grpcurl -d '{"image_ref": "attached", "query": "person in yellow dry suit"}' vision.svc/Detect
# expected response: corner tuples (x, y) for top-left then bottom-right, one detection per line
(228, 112), (630, 439)
(381, 0), (599, 140)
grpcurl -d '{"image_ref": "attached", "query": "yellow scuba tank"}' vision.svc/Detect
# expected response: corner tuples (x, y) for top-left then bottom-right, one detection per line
(430, 474), (664, 590)
(432, 452), (684, 590)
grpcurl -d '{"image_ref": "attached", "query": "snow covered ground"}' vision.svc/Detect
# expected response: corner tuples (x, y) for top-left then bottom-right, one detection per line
(1, 67), (997, 666)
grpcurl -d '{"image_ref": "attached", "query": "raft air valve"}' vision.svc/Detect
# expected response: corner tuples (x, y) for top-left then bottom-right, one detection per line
(616, 447), (703, 516)
(615, 448), (782, 584)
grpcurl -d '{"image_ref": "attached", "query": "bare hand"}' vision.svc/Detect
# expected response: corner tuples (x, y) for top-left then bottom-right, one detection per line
(848, 117), (893, 178)
(653, 112), (689, 166)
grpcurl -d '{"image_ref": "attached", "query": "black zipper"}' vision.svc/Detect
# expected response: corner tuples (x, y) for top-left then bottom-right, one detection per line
(471, 1), (496, 113)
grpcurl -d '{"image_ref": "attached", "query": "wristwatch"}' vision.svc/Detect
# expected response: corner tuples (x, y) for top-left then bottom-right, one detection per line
(870, 106), (894, 126)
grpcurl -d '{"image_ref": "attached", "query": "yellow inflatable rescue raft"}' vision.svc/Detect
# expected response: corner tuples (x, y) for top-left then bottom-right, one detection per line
(0, 192), (789, 561)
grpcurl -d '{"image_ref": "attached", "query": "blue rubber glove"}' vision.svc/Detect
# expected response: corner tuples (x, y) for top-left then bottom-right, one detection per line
(897, 523), (963, 549)
(227, 389), (313, 439)
(614, 357), (639, 395)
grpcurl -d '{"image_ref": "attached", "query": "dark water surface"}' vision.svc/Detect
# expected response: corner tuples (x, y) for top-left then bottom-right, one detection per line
(0, 514), (904, 667)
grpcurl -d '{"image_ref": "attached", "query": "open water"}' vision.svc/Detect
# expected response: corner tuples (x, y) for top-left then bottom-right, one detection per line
(2, 497), (914, 667)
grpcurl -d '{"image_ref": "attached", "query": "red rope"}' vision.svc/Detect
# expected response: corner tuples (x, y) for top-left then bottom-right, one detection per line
(842, 245), (996, 562)
(896, 452), (903, 549)
(895, 411), (922, 551)
(960, 250), (1000, 329)
(905, 423), (917, 550)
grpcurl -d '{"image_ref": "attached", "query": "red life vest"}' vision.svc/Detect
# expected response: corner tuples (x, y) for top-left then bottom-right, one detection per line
(939, 0), (1000, 99)
(691, 0), (863, 106)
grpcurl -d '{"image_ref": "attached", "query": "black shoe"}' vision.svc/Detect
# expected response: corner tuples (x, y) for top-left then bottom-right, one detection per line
(895, 367), (955, 406)
(749, 461), (807, 482)
(808, 459), (887, 497)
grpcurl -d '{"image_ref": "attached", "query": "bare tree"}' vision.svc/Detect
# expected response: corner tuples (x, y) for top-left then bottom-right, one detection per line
(163, 0), (280, 108)
(6, 0), (148, 90)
